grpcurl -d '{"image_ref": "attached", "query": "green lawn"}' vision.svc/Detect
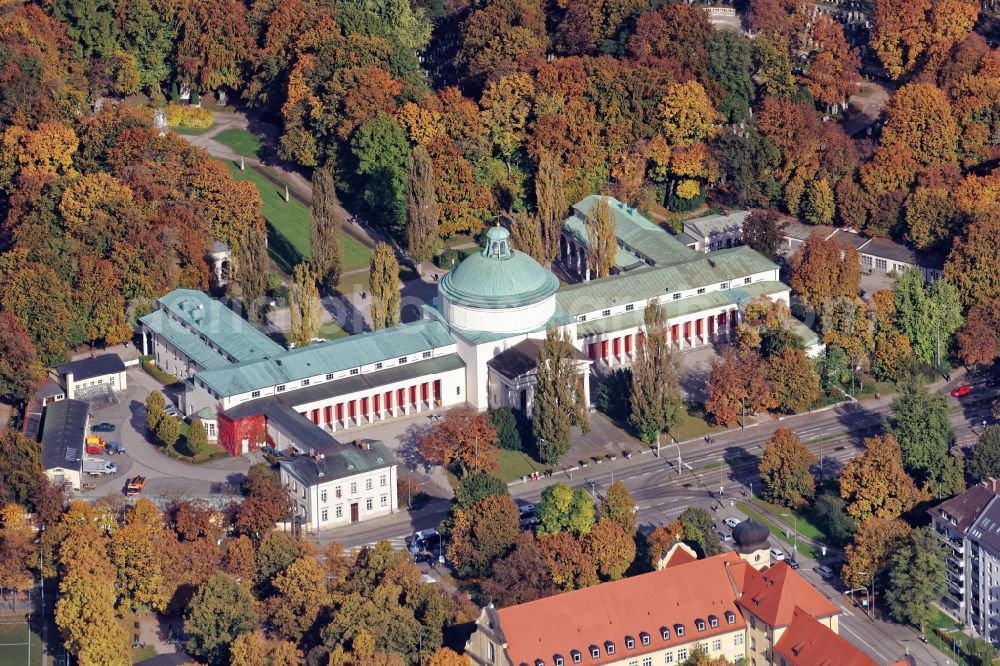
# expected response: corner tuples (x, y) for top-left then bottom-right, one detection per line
(173, 124), (215, 136)
(926, 608), (994, 665)
(738, 502), (820, 559)
(497, 449), (546, 482)
(318, 321), (349, 341)
(0, 622), (42, 666)
(751, 497), (829, 544)
(223, 161), (372, 273)
(214, 127), (265, 158)
(337, 262), (419, 294)
(671, 402), (726, 441)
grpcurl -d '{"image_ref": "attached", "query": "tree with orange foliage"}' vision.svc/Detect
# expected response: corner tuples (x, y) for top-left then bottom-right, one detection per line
(705, 348), (776, 426)
(0, 312), (44, 402)
(428, 648), (471, 666)
(418, 408), (499, 476)
(790, 232), (861, 308)
(759, 428), (817, 508)
(626, 3), (712, 77)
(839, 435), (924, 521)
(456, 0), (547, 86)
(803, 15), (859, 108)
(426, 137), (493, 237)
(540, 531), (598, 591)
(957, 298), (1000, 367)
(880, 83), (959, 169)
(872, 0), (978, 79)
(945, 206), (1000, 307)
(582, 519), (636, 581)
(658, 81), (720, 147)
(175, 0), (250, 90)
(645, 522), (684, 567)
(481, 532), (559, 607)
(447, 495), (520, 577)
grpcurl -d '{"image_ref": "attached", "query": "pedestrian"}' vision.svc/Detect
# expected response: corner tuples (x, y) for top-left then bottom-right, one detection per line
(361, 291), (367, 300)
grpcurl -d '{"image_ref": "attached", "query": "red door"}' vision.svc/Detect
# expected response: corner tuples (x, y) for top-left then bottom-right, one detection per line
(624, 335), (633, 354)
(433, 379), (441, 402)
(588, 343), (597, 360)
(601, 340), (609, 358)
(385, 391), (393, 409)
(612, 337), (621, 356)
(397, 388), (405, 407)
(361, 397), (369, 418)
(671, 324), (679, 341)
(310, 409), (319, 424)
(348, 401), (356, 418)
(420, 383), (429, 401)
(335, 403), (344, 422)
(373, 394), (381, 413)
(695, 319), (702, 337)
(409, 385), (417, 406)
(324, 406), (333, 424)
(684, 321), (691, 340)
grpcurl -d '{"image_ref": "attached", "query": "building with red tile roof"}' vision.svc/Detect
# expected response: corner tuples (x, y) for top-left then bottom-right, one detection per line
(773, 608), (908, 666)
(464, 552), (891, 666)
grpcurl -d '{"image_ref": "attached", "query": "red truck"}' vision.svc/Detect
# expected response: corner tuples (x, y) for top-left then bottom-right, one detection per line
(125, 476), (146, 498)
(85, 436), (106, 455)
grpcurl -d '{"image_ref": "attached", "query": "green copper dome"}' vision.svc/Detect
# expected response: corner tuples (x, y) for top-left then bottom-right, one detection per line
(440, 226), (560, 309)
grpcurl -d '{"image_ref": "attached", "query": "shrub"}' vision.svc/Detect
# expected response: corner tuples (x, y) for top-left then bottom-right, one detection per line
(165, 103), (213, 129)
(155, 416), (180, 448)
(491, 407), (522, 451)
(170, 82), (180, 103)
(145, 391), (165, 432)
(141, 360), (180, 385)
(436, 248), (460, 269)
(595, 369), (632, 422)
(190, 89), (200, 106)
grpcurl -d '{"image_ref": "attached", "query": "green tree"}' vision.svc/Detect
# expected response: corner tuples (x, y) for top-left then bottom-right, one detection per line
(630, 303), (682, 444)
(536, 483), (594, 537)
(406, 145), (440, 263)
(810, 491), (856, 546)
(535, 152), (566, 263)
(145, 390), (165, 432)
(595, 369), (632, 422)
(586, 195), (616, 279)
(255, 531), (301, 586)
(310, 166), (343, 292)
(454, 471), (508, 510)
(533, 326), (589, 464)
(969, 427), (1000, 483)
(679, 507), (723, 557)
(885, 527), (947, 633)
(369, 242), (400, 330)
(889, 375), (954, 482)
(490, 407), (522, 452)
(186, 418), (208, 456)
(892, 269), (963, 366)
(0, 432), (42, 505)
(232, 218), (270, 324)
(289, 263), (322, 348)
(116, 0), (177, 91)
(155, 415), (180, 448)
(597, 480), (637, 536)
(707, 30), (754, 123)
(351, 113), (409, 231)
(51, 0), (118, 60)
(926, 455), (966, 500)
(446, 495), (520, 577)
(758, 428), (817, 508)
(185, 573), (258, 666)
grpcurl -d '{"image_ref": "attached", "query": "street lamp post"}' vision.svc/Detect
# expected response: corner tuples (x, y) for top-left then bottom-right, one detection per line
(858, 571), (876, 619)
(781, 513), (798, 554)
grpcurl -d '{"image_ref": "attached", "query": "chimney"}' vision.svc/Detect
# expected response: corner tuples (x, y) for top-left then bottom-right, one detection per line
(356, 440), (370, 451)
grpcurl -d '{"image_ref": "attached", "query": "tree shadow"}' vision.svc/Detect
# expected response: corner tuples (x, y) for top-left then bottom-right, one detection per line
(723, 445), (761, 488)
(323, 293), (370, 335)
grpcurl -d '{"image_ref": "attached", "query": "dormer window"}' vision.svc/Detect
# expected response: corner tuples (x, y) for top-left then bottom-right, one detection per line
(604, 642), (614, 656)
(555, 656), (564, 666)
(709, 615), (718, 628)
(571, 651), (581, 663)
(695, 619), (705, 632)
(660, 627), (670, 640)
(640, 633), (650, 646)
(535, 660), (544, 666)
(590, 646), (600, 659)
(602, 309), (611, 317)
(725, 611), (736, 625)
(675, 625), (685, 638)
(625, 637), (634, 650)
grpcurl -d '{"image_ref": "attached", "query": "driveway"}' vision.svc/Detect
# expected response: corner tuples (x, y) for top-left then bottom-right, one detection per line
(79, 368), (250, 499)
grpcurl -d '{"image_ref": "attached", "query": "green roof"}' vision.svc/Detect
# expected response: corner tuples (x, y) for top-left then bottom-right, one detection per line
(440, 226), (559, 308)
(195, 319), (455, 396)
(139, 310), (233, 371)
(566, 195), (698, 267)
(280, 439), (396, 485)
(787, 317), (821, 348)
(574, 281), (789, 337)
(557, 246), (780, 316)
(156, 289), (284, 362)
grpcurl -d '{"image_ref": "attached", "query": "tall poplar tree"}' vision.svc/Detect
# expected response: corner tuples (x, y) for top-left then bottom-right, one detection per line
(369, 242), (400, 330)
(587, 195), (617, 279)
(405, 145), (440, 263)
(289, 263), (322, 347)
(510, 211), (545, 263)
(310, 166), (343, 292)
(629, 302), (682, 444)
(533, 327), (589, 464)
(535, 152), (566, 263)
(233, 218), (269, 323)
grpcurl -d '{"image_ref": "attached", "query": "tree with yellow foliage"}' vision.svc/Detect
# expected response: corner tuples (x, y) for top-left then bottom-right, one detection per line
(428, 647), (471, 666)
(658, 81), (720, 147)
(586, 195), (616, 278)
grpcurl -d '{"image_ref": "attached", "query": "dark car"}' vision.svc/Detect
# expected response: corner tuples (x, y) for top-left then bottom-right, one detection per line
(104, 441), (126, 455)
(787, 558), (800, 570)
(91, 422), (116, 433)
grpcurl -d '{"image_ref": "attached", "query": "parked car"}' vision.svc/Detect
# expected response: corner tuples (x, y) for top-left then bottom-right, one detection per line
(718, 531), (734, 543)
(162, 403), (178, 417)
(91, 422), (115, 433)
(951, 385), (972, 398)
(411, 528), (441, 552)
(787, 558), (800, 570)
(814, 565), (834, 579)
(518, 503), (536, 518)
(770, 548), (786, 561)
(104, 441), (126, 455)
(723, 518), (740, 529)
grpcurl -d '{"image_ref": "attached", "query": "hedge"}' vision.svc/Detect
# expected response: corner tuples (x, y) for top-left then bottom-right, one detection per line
(165, 103), (213, 129)
(141, 360), (181, 386)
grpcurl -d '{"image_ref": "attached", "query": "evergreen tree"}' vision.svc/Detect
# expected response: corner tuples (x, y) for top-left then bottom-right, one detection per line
(889, 375), (953, 482)
(969, 427), (1000, 483)
(288, 263), (322, 348)
(369, 242), (400, 330)
(629, 302), (682, 444)
(186, 418), (208, 456)
(185, 573), (259, 666)
(533, 327), (589, 464)
(310, 166), (343, 292)
(491, 407), (522, 452)
(145, 390), (165, 432)
(535, 152), (566, 263)
(405, 145), (440, 263)
(232, 219), (269, 323)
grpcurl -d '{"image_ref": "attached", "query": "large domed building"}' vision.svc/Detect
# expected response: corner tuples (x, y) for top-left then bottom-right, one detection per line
(732, 518), (771, 570)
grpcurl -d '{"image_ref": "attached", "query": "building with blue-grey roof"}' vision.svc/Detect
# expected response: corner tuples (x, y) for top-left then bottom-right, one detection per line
(139, 196), (802, 476)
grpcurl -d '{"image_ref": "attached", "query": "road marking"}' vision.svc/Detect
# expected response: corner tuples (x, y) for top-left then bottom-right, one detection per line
(841, 623), (888, 661)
